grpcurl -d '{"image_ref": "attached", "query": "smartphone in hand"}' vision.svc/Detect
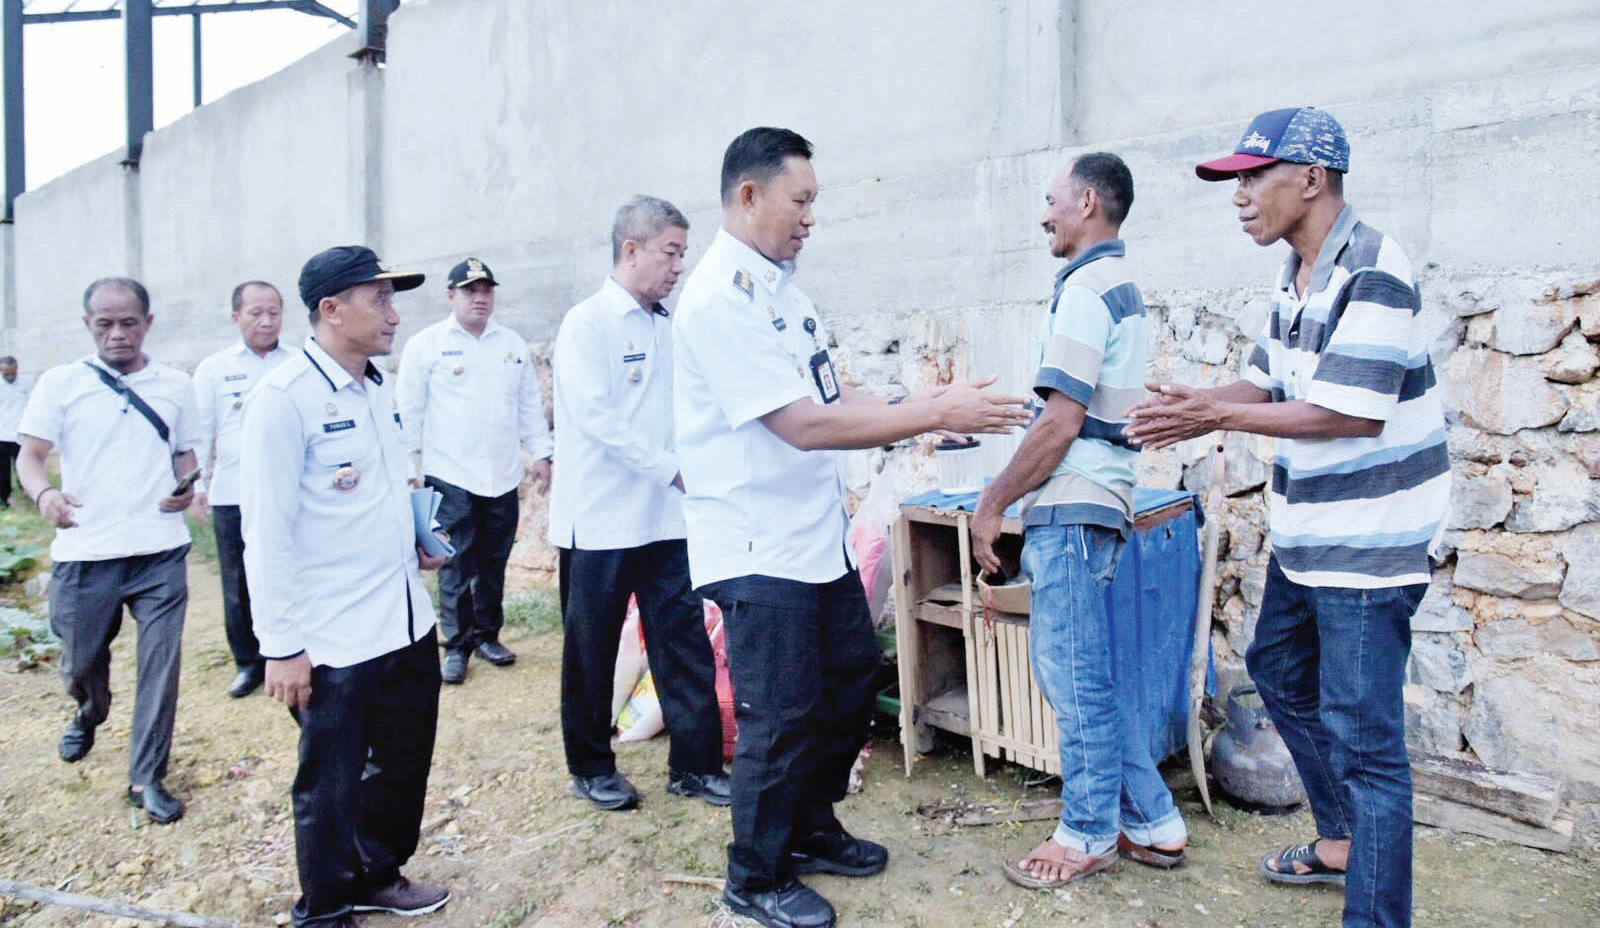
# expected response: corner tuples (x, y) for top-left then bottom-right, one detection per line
(171, 469), (202, 496)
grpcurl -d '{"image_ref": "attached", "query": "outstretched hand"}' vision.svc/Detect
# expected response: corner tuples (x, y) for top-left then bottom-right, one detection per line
(1123, 382), (1222, 450)
(932, 376), (1034, 435)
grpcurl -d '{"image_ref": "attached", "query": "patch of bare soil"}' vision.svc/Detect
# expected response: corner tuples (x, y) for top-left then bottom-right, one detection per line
(1, 559), (1597, 927)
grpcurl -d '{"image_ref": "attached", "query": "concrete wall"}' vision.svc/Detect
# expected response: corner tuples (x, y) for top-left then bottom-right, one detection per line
(4, 0), (1599, 849)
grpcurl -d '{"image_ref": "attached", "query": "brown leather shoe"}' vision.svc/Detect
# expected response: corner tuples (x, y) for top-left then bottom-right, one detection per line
(353, 876), (450, 915)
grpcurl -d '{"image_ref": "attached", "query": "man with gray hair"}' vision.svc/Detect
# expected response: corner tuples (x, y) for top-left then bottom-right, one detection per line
(549, 194), (728, 811)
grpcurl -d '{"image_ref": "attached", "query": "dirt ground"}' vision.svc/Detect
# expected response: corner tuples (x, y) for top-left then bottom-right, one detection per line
(1, 547), (1597, 927)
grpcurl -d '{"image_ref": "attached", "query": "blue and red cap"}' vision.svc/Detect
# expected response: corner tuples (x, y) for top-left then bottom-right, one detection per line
(1195, 106), (1350, 181)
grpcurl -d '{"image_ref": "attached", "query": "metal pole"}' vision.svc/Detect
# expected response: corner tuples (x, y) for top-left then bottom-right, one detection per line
(356, 0), (391, 62)
(2, 0), (23, 220)
(124, 0), (154, 164)
(191, 13), (203, 109)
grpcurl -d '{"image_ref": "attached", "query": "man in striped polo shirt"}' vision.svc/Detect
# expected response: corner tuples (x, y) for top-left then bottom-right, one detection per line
(1126, 107), (1449, 928)
(975, 153), (1186, 890)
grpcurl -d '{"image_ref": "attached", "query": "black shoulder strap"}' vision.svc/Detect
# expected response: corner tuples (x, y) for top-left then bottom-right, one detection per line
(83, 361), (170, 445)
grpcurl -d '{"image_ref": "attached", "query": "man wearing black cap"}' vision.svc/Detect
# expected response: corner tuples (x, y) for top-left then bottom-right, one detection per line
(242, 245), (453, 927)
(397, 257), (552, 684)
(1126, 108), (1449, 928)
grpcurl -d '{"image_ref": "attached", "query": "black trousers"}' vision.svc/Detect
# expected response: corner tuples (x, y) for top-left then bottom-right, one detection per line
(0, 440), (17, 504)
(558, 540), (722, 779)
(427, 477), (519, 652)
(699, 571), (879, 894)
(49, 545), (189, 786)
(210, 505), (261, 669)
(289, 631), (441, 927)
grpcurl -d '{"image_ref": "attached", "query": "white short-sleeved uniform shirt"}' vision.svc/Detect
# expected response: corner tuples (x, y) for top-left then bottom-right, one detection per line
(240, 338), (437, 669)
(548, 277), (684, 550)
(191, 341), (293, 505)
(18, 356), (200, 562)
(395, 314), (552, 499)
(673, 228), (852, 588)
(0, 374), (34, 443)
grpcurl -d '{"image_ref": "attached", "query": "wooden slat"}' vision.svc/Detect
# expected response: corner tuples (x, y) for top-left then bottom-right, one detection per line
(1413, 794), (1573, 853)
(1411, 752), (1564, 827)
(891, 513), (919, 777)
(956, 513), (986, 778)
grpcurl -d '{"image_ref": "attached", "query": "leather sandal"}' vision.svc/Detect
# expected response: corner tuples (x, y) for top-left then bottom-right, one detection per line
(1117, 833), (1186, 869)
(1260, 840), (1346, 885)
(1002, 837), (1116, 890)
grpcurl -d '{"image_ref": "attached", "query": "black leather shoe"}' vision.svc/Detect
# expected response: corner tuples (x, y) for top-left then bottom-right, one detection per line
(475, 639), (516, 666)
(789, 827), (889, 877)
(667, 770), (732, 807)
(722, 877), (836, 928)
(353, 876), (450, 915)
(226, 664), (265, 698)
(127, 781), (185, 824)
(571, 772), (640, 811)
(441, 649), (468, 684)
(58, 715), (96, 763)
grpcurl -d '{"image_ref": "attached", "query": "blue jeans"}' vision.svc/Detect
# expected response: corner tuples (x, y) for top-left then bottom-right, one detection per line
(1022, 523), (1186, 856)
(1246, 556), (1426, 928)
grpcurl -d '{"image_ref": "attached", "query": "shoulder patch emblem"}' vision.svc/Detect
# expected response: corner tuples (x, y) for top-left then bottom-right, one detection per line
(732, 269), (754, 299)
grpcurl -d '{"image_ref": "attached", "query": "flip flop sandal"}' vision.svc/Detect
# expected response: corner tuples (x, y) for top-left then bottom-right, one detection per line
(1260, 840), (1346, 886)
(1117, 834), (1186, 869)
(1002, 844), (1117, 890)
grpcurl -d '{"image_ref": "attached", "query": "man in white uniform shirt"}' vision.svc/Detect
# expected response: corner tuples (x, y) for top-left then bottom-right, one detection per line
(0, 356), (33, 508)
(189, 280), (293, 698)
(550, 195), (728, 812)
(397, 257), (552, 684)
(674, 127), (1032, 928)
(17, 277), (200, 825)
(242, 246), (452, 928)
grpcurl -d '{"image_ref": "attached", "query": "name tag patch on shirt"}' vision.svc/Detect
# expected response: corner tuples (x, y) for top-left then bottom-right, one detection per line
(768, 307), (787, 332)
(441, 350), (464, 357)
(322, 419), (356, 433)
(224, 374), (248, 382)
(622, 352), (647, 363)
(810, 350), (840, 404)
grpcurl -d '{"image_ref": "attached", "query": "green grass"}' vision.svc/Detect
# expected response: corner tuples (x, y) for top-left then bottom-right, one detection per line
(184, 513), (219, 564)
(502, 585), (561, 634)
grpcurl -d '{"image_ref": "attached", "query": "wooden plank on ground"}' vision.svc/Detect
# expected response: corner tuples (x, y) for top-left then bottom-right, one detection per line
(1411, 752), (1563, 827)
(1413, 794), (1573, 854)
(915, 797), (1064, 826)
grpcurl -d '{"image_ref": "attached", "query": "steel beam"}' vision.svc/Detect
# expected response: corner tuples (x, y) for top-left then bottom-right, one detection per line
(123, 0), (153, 164)
(25, 2), (357, 29)
(191, 12), (201, 108)
(3, 0), (22, 219)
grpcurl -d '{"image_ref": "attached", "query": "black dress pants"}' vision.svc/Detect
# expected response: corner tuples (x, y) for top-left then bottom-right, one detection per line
(210, 505), (261, 669)
(558, 540), (721, 779)
(699, 571), (879, 894)
(427, 477), (519, 652)
(0, 440), (17, 505)
(289, 631), (441, 927)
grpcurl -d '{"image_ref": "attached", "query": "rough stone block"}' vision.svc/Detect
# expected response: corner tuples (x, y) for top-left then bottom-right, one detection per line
(1491, 299), (1577, 356)
(1464, 659), (1600, 797)
(1504, 456), (1600, 533)
(1557, 382), (1600, 433)
(1444, 347), (1568, 435)
(1404, 685), (1466, 755)
(1544, 620), (1599, 662)
(1561, 523), (1600, 621)
(1453, 551), (1564, 599)
(1540, 330), (1600, 384)
(1179, 326), (1230, 365)
(1449, 473), (1513, 530)
(1409, 631), (1473, 693)
(1412, 575), (1473, 633)
(1475, 618), (1544, 661)
(1180, 431), (1269, 497)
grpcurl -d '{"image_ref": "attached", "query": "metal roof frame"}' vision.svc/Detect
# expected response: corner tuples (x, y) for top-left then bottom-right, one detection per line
(3, 0), (395, 219)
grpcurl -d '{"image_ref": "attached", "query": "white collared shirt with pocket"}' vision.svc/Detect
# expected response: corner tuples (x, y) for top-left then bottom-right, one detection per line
(192, 340), (293, 506)
(548, 277), (683, 550)
(395, 314), (552, 499)
(19, 356), (200, 562)
(672, 229), (853, 588)
(240, 338), (438, 669)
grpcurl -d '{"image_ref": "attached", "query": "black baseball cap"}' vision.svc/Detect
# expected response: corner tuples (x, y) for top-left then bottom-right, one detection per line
(447, 257), (499, 289)
(298, 245), (425, 309)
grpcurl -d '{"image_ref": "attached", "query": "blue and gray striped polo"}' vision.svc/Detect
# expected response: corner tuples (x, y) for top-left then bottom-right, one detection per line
(1244, 206), (1450, 589)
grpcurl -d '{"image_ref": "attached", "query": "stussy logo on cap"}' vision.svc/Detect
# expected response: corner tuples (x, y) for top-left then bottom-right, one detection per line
(1241, 131), (1272, 152)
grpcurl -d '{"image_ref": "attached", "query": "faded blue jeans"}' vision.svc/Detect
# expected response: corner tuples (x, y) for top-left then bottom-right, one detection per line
(1022, 523), (1186, 856)
(1246, 555), (1426, 928)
